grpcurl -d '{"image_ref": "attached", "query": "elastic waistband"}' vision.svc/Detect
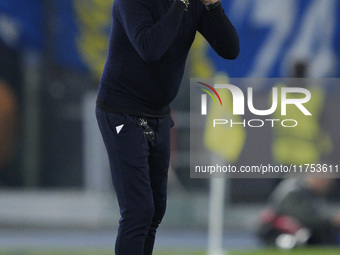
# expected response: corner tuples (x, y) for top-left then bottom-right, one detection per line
(96, 98), (170, 118)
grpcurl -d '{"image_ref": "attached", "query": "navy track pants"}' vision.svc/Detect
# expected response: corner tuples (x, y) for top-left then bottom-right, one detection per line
(95, 107), (173, 255)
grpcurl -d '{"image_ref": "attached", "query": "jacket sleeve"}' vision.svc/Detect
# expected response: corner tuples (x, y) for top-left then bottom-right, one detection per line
(197, 4), (240, 60)
(116, 0), (185, 63)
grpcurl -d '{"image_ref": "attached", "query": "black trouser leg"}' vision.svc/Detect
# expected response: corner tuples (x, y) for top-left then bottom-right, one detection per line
(143, 116), (172, 255)
(96, 108), (172, 255)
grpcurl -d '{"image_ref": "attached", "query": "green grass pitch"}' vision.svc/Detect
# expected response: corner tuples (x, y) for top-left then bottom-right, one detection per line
(0, 248), (339, 255)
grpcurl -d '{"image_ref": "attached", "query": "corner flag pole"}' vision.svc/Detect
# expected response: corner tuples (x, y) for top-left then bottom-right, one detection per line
(207, 153), (229, 255)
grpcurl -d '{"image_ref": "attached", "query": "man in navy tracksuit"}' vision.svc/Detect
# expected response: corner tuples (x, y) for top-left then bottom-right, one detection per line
(95, 0), (239, 254)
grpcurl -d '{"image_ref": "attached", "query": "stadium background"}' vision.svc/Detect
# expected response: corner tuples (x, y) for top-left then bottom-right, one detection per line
(0, 0), (340, 254)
